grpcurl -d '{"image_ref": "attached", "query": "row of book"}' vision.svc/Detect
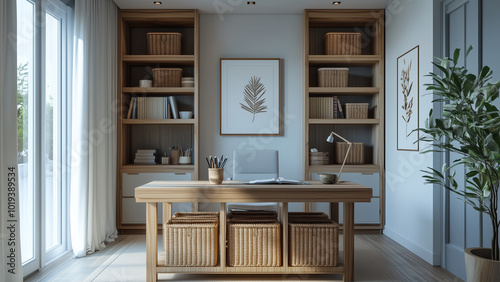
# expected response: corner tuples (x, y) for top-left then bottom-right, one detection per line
(134, 149), (156, 164)
(127, 96), (180, 119)
(309, 96), (345, 119)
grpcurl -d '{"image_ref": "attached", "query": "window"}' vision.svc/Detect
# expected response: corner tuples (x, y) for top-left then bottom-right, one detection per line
(17, 0), (72, 276)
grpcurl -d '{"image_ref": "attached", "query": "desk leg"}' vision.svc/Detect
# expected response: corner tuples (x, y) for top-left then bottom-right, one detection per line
(219, 203), (227, 270)
(282, 202), (289, 269)
(146, 202), (158, 282)
(343, 202), (354, 282)
(329, 202), (339, 223)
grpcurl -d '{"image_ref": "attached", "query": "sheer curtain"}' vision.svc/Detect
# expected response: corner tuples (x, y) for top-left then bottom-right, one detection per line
(0, 0), (22, 280)
(71, 0), (118, 257)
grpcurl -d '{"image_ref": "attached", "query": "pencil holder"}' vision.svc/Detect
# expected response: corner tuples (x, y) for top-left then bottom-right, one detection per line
(170, 149), (180, 165)
(208, 168), (224, 185)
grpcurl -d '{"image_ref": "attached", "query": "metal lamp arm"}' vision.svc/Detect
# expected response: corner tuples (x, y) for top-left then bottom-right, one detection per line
(328, 131), (352, 182)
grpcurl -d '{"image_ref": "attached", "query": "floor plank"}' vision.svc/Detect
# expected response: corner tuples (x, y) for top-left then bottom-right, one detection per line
(25, 234), (462, 281)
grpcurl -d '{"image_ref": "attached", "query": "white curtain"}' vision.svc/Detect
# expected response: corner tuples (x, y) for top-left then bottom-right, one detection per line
(71, 0), (118, 257)
(0, 0), (22, 281)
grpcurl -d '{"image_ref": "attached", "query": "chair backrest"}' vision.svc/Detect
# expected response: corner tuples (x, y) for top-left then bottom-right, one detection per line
(233, 150), (279, 181)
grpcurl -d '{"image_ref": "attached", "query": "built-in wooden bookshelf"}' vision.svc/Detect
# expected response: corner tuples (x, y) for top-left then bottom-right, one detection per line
(303, 10), (385, 230)
(117, 10), (200, 231)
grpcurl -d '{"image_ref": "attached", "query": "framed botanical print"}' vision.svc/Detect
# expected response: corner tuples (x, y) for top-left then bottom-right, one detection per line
(220, 58), (281, 135)
(397, 46), (419, 151)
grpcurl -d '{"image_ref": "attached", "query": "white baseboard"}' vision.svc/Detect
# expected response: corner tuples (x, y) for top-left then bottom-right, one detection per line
(384, 226), (441, 265)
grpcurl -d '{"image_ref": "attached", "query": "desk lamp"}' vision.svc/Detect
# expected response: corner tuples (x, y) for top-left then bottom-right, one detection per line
(326, 131), (352, 183)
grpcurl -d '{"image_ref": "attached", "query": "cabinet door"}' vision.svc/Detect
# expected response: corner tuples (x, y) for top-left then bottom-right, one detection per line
(121, 172), (192, 224)
(122, 199), (192, 224)
(312, 173), (380, 224)
(122, 172), (192, 197)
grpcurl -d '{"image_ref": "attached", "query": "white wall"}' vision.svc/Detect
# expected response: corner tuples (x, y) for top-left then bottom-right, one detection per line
(384, 0), (440, 265)
(199, 14), (303, 181)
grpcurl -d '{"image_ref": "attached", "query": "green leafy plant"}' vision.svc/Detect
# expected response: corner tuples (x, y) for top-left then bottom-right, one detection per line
(419, 47), (500, 260)
(240, 76), (267, 122)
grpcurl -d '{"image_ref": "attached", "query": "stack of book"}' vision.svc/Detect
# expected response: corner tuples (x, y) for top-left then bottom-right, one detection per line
(134, 149), (157, 164)
(127, 96), (179, 119)
(309, 96), (344, 119)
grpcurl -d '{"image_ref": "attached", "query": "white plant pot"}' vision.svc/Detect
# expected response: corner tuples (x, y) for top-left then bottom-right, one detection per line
(464, 248), (500, 282)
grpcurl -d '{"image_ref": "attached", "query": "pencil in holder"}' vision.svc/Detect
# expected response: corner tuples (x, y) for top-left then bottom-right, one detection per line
(208, 168), (224, 184)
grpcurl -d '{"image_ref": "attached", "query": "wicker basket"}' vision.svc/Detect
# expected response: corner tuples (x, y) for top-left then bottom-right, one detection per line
(345, 103), (368, 119)
(152, 68), (182, 87)
(227, 218), (281, 267)
(147, 32), (182, 55)
(310, 152), (329, 166)
(289, 219), (339, 267)
(335, 142), (364, 164)
(324, 32), (361, 55)
(318, 68), (348, 87)
(163, 219), (219, 267)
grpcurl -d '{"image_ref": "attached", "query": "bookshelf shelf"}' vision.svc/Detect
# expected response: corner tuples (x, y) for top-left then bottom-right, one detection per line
(308, 87), (380, 95)
(308, 164), (380, 174)
(122, 119), (195, 125)
(121, 164), (195, 174)
(122, 55), (195, 65)
(118, 9), (200, 231)
(308, 55), (380, 65)
(308, 119), (379, 125)
(122, 87), (195, 94)
(304, 10), (385, 230)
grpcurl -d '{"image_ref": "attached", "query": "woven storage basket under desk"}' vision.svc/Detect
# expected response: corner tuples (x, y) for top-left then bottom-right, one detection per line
(324, 32), (361, 55)
(289, 219), (339, 267)
(163, 219), (219, 267)
(152, 68), (182, 87)
(147, 32), (182, 55)
(335, 142), (364, 164)
(227, 218), (281, 267)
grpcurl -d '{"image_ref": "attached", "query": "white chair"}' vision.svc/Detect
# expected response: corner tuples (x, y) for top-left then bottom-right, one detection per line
(228, 150), (279, 211)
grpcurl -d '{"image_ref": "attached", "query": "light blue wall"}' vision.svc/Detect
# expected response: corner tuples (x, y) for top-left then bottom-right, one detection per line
(384, 0), (441, 265)
(199, 14), (303, 180)
(198, 14), (304, 211)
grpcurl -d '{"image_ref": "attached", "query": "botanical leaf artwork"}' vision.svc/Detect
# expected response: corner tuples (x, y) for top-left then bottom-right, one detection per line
(240, 76), (268, 122)
(400, 59), (414, 138)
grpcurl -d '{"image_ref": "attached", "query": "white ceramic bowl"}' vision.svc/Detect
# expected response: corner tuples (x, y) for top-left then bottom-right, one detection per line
(179, 156), (191, 164)
(179, 111), (193, 119)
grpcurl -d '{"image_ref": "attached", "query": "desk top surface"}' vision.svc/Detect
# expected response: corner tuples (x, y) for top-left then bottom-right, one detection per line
(135, 180), (372, 203)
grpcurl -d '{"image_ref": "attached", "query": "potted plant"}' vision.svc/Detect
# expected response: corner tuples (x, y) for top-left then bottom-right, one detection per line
(419, 47), (500, 281)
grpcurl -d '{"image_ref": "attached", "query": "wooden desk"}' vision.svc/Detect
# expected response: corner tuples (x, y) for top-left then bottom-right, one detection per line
(135, 180), (372, 282)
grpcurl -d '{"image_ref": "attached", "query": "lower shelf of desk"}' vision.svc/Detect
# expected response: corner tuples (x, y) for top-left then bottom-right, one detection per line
(158, 255), (344, 274)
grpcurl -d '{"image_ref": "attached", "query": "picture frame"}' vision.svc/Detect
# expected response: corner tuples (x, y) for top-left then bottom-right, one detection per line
(220, 58), (281, 135)
(397, 46), (419, 151)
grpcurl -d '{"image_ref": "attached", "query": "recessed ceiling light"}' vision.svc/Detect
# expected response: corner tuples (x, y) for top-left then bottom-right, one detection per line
(247, 1), (256, 5)
(332, 1), (341, 5)
(153, 1), (162, 5)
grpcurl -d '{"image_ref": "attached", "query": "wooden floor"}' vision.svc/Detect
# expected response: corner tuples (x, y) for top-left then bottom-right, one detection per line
(25, 234), (462, 281)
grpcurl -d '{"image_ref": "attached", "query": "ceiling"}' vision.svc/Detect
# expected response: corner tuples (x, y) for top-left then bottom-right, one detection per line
(113, 0), (391, 14)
